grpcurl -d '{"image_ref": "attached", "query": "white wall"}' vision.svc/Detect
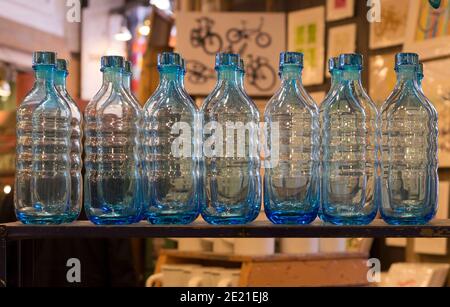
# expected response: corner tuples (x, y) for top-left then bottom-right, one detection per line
(0, 0), (66, 37)
(81, 0), (126, 100)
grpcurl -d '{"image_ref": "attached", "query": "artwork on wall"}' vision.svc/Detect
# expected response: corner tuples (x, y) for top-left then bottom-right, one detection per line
(369, 53), (397, 107)
(288, 7), (325, 86)
(326, 0), (355, 21)
(404, 0), (450, 59)
(369, 0), (409, 49)
(327, 24), (357, 77)
(176, 12), (286, 96)
(421, 58), (450, 167)
(414, 181), (449, 255)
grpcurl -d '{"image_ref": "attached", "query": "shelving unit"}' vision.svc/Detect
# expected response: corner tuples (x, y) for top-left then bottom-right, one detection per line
(2, 219), (450, 287)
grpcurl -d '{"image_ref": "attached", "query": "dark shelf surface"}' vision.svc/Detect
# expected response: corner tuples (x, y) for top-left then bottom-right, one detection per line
(1, 219), (450, 240)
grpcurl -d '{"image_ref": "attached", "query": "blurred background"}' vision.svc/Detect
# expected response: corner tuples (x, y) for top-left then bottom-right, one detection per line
(0, 0), (450, 287)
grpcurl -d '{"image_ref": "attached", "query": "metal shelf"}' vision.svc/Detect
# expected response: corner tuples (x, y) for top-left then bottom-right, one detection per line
(2, 219), (450, 240)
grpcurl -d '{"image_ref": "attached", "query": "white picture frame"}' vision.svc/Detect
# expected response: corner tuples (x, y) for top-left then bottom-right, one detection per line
(404, 0), (450, 60)
(288, 7), (325, 86)
(369, 0), (409, 49)
(326, 0), (355, 21)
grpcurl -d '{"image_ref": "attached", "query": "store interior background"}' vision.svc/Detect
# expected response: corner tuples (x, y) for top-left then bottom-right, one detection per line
(0, 0), (450, 287)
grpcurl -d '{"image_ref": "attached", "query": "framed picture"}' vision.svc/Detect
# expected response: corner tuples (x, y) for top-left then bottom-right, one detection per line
(326, 0), (355, 21)
(414, 181), (449, 255)
(176, 12), (286, 96)
(369, 53), (397, 107)
(288, 7), (325, 86)
(369, 0), (409, 49)
(421, 58), (450, 167)
(404, 0), (450, 60)
(327, 24), (357, 77)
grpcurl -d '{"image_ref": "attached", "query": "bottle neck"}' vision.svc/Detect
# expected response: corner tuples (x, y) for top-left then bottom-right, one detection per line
(395, 67), (418, 86)
(34, 66), (55, 90)
(102, 68), (125, 90)
(159, 67), (182, 88)
(217, 68), (240, 86)
(54, 71), (67, 91)
(280, 66), (302, 85)
(237, 70), (245, 88)
(123, 73), (132, 90)
(341, 68), (364, 91)
(330, 70), (342, 87)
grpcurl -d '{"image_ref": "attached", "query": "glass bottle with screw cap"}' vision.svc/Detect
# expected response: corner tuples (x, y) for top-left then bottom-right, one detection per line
(380, 53), (438, 225)
(84, 56), (141, 225)
(200, 53), (261, 225)
(264, 52), (320, 224)
(320, 53), (379, 225)
(143, 52), (200, 224)
(54, 59), (83, 222)
(15, 51), (72, 224)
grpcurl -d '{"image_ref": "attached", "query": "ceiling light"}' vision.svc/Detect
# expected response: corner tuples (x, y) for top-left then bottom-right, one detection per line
(114, 26), (133, 42)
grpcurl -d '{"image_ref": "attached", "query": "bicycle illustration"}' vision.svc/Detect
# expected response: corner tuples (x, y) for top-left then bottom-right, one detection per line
(190, 17), (223, 55)
(245, 55), (276, 92)
(225, 18), (272, 54)
(186, 60), (216, 85)
(374, 5), (405, 37)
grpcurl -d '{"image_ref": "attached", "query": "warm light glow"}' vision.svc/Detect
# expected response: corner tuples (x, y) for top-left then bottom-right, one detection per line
(150, 0), (171, 11)
(139, 24), (151, 36)
(114, 26), (133, 42)
(3, 185), (11, 195)
(0, 80), (11, 97)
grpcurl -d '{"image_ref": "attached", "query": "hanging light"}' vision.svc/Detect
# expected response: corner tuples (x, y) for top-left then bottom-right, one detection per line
(115, 25), (133, 42)
(150, 0), (171, 11)
(139, 19), (151, 36)
(3, 185), (11, 195)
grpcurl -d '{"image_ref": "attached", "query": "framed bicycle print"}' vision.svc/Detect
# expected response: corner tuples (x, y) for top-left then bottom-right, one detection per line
(288, 7), (325, 86)
(176, 12), (286, 96)
(404, 0), (450, 60)
(369, 0), (409, 49)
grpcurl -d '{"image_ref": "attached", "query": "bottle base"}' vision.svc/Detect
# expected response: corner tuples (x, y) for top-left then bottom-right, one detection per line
(16, 212), (67, 225)
(202, 214), (258, 225)
(265, 210), (318, 225)
(88, 215), (137, 225)
(147, 213), (199, 225)
(320, 214), (376, 226)
(381, 215), (435, 226)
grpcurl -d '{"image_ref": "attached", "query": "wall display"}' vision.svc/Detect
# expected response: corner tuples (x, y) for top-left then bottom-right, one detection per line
(327, 24), (357, 77)
(326, 0), (355, 21)
(369, 0), (409, 49)
(176, 12), (286, 96)
(288, 7), (325, 86)
(369, 53), (397, 106)
(422, 58), (450, 167)
(414, 181), (449, 255)
(404, 0), (450, 59)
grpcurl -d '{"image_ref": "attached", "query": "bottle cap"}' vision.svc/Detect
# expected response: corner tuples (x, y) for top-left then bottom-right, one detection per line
(328, 57), (339, 73)
(395, 53), (419, 70)
(158, 52), (183, 69)
(101, 56), (125, 71)
(215, 53), (240, 70)
(124, 60), (133, 75)
(32, 51), (57, 67)
(339, 53), (363, 70)
(56, 59), (69, 72)
(279, 52), (304, 68)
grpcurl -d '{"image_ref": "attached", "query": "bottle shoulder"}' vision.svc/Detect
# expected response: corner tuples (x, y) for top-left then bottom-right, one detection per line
(381, 85), (433, 118)
(265, 86), (318, 117)
(202, 85), (258, 118)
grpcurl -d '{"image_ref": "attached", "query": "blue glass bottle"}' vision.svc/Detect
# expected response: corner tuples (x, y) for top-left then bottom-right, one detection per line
(143, 53), (200, 224)
(84, 56), (141, 225)
(263, 52), (319, 224)
(15, 51), (72, 225)
(54, 59), (83, 223)
(320, 54), (379, 225)
(201, 53), (261, 225)
(123, 60), (144, 222)
(380, 53), (437, 225)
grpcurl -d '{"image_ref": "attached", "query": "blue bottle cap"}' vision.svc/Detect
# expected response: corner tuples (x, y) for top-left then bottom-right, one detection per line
(101, 56), (125, 71)
(279, 52), (304, 68)
(158, 52), (183, 69)
(56, 59), (69, 72)
(32, 51), (57, 67)
(339, 53), (363, 70)
(328, 57), (339, 73)
(395, 53), (419, 70)
(124, 60), (133, 75)
(215, 53), (240, 70)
